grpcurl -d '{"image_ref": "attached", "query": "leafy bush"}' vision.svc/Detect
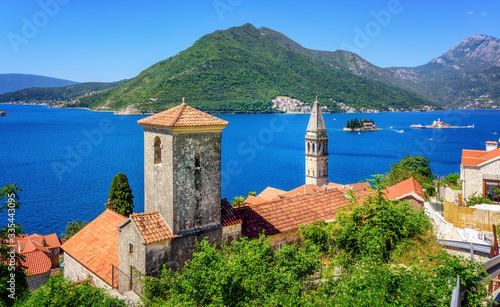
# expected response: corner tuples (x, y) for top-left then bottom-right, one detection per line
(60, 220), (89, 239)
(465, 192), (493, 207)
(16, 275), (125, 306)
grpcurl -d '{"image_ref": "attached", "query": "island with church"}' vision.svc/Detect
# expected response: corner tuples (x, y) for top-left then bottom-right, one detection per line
(343, 118), (379, 131)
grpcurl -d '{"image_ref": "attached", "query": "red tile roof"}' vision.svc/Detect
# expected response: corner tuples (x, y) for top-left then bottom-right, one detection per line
(280, 184), (325, 198)
(21, 250), (52, 276)
(462, 147), (500, 166)
(221, 199), (242, 226)
(129, 211), (174, 244)
(384, 177), (425, 202)
(486, 141), (499, 145)
(243, 195), (270, 206)
(236, 189), (348, 239)
(257, 187), (286, 200)
(61, 209), (127, 285)
(13, 233), (61, 254)
(137, 102), (228, 128)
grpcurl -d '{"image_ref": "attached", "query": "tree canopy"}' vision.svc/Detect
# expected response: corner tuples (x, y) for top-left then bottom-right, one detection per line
(108, 172), (134, 217)
(60, 220), (89, 240)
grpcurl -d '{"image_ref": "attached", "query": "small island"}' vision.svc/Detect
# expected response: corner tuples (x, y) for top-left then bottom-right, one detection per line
(410, 118), (474, 129)
(0, 110), (9, 116)
(343, 118), (379, 131)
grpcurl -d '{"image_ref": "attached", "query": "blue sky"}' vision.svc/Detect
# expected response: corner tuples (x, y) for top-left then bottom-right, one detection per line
(0, 0), (498, 82)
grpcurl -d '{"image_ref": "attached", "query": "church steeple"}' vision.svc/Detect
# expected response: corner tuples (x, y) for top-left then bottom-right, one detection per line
(305, 98), (328, 186)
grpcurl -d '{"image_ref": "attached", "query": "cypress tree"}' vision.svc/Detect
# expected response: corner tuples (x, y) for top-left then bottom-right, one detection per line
(108, 172), (134, 217)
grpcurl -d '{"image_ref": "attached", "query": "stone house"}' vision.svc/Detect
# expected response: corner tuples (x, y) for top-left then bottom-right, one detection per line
(461, 141), (500, 204)
(21, 250), (52, 291)
(13, 233), (62, 268)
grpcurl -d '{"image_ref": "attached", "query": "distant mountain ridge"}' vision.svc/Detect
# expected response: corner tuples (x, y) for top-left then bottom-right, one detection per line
(2, 25), (498, 111)
(72, 23), (431, 113)
(0, 73), (78, 94)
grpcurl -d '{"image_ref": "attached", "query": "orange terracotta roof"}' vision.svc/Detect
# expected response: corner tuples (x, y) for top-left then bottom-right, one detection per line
(137, 102), (228, 128)
(462, 147), (500, 166)
(13, 233), (60, 254)
(61, 209), (127, 285)
(129, 211), (174, 244)
(257, 187), (286, 200)
(221, 199), (242, 226)
(280, 184), (325, 198)
(21, 250), (52, 276)
(384, 177), (425, 202)
(486, 141), (499, 145)
(243, 195), (270, 206)
(236, 189), (348, 239)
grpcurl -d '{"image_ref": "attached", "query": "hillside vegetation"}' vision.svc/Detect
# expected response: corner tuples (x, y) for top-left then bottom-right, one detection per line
(74, 24), (432, 113)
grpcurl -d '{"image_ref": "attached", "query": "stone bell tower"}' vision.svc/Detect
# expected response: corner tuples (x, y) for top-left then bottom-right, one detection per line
(137, 99), (228, 235)
(305, 98), (328, 186)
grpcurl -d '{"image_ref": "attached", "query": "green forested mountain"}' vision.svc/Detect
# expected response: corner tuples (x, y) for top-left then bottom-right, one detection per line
(73, 24), (432, 113)
(0, 80), (127, 103)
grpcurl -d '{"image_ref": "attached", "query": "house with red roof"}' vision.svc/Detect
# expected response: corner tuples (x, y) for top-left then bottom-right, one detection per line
(10, 233), (62, 290)
(461, 141), (500, 204)
(383, 177), (426, 209)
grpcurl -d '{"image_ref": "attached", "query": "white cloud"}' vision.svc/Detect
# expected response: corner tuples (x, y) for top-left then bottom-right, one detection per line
(467, 11), (474, 15)
(480, 12), (487, 16)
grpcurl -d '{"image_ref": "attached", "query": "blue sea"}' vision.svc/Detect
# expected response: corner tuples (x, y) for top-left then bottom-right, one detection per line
(1, 104), (499, 235)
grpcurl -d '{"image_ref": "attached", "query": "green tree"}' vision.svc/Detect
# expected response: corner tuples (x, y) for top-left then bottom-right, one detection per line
(142, 237), (320, 306)
(230, 195), (245, 208)
(18, 275), (126, 306)
(60, 220), (89, 240)
(108, 172), (134, 217)
(384, 155), (434, 187)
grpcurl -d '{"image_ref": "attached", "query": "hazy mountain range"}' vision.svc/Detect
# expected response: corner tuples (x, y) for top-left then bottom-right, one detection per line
(1, 24), (498, 113)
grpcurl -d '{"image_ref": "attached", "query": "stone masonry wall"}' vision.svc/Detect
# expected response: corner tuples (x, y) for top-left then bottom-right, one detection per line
(27, 271), (50, 291)
(172, 132), (222, 234)
(64, 253), (113, 291)
(462, 160), (500, 200)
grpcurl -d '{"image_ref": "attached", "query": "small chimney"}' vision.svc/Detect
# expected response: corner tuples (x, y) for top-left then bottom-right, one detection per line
(486, 141), (499, 152)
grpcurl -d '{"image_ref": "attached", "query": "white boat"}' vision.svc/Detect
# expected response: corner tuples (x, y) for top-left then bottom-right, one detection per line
(410, 124), (426, 129)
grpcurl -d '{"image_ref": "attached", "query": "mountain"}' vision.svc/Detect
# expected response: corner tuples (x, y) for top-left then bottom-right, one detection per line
(386, 34), (500, 107)
(0, 80), (128, 104)
(74, 23), (432, 113)
(0, 74), (78, 94)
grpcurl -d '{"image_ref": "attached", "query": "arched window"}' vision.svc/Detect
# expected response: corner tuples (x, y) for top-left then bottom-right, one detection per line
(195, 152), (201, 168)
(312, 143), (315, 153)
(154, 136), (161, 164)
(307, 143), (310, 153)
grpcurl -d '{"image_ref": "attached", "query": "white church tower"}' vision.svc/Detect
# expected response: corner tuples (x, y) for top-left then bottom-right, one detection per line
(305, 98), (328, 186)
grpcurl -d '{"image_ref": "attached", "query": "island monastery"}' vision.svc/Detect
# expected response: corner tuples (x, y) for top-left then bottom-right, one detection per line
(61, 99), (426, 295)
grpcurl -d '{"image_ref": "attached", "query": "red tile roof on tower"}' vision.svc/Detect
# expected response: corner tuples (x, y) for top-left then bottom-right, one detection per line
(257, 187), (286, 200)
(221, 199), (242, 226)
(21, 250), (52, 276)
(462, 147), (500, 166)
(61, 209), (127, 285)
(236, 189), (348, 239)
(129, 211), (174, 244)
(137, 102), (228, 128)
(384, 177), (425, 202)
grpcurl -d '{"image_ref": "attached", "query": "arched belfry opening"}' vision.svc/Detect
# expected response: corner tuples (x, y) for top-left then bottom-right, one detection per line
(154, 136), (161, 164)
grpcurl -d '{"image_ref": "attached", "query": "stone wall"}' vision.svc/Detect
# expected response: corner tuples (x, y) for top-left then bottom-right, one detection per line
(172, 132), (222, 234)
(27, 271), (50, 291)
(64, 253), (113, 291)
(143, 127), (174, 231)
(222, 223), (241, 242)
(118, 220), (147, 276)
(461, 160), (500, 200)
(267, 229), (301, 248)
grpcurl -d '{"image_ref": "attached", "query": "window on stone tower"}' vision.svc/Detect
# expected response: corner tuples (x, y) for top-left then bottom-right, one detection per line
(195, 152), (201, 168)
(128, 242), (134, 255)
(154, 136), (161, 164)
(307, 143), (310, 153)
(312, 143), (315, 152)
